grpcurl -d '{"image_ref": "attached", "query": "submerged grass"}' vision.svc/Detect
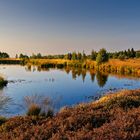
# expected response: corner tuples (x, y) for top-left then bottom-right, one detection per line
(0, 89), (140, 139)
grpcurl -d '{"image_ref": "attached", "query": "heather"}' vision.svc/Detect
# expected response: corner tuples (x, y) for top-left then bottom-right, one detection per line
(0, 89), (140, 140)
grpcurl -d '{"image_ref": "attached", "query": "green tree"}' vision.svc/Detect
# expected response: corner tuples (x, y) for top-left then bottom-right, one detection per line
(72, 52), (77, 60)
(118, 54), (125, 60)
(91, 50), (97, 60)
(15, 54), (18, 58)
(136, 52), (140, 58)
(96, 48), (109, 65)
(37, 53), (42, 58)
(82, 51), (87, 60)
(77, 52), (82, 60)
(19, 54), (29, 59)
(127, 49), (131, 58)
(0, 52), (9, 58)
(131, 48), (136, 58)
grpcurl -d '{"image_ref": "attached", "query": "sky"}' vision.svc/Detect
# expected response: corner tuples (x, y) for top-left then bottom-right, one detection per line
(0, 0), (140, 56)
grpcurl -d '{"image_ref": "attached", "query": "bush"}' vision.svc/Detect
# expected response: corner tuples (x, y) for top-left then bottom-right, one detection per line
(46, 109), (54, 118)
(105, 96), (140, 110)
(0, 116), (7, 125)
(136, 52), (140, 58)
(118, 54), (125, 60)
(0, 77), (8, 88)
(27, 104), (41, 116)
(96, 48), (108, 65)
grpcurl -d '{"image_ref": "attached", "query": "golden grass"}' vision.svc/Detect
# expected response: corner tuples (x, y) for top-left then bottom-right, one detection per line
(28, 58), (140, 68)
(108, 58), (140, 69)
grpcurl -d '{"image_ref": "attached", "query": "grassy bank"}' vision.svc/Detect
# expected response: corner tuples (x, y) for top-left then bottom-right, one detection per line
(27, 58), (140, 76)
(98, 58), (140, 76)
(0, 58), (22, 64)
(0, 89), (140, 139)
(0, 58), (140, 76)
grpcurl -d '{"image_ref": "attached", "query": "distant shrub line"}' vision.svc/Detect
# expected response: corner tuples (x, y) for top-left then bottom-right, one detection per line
(17, 48), (140, 60)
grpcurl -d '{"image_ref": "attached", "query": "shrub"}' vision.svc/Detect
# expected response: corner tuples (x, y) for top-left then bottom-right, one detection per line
(118, 54), (125, 60)
(27, 104), (41, 116)
(96, 48), (108, 65)
(46, 109), (54, 118)
(105, 96), (140, 110)
(0, 77), (8, 88)
(0, 116), (7, 125)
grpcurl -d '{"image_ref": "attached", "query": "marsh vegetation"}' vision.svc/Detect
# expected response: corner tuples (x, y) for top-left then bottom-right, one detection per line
(0, 89), (140, 139)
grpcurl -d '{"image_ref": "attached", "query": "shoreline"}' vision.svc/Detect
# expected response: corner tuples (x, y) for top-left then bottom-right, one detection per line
(0, 58), (140, 76)
(0, 89), (140, 139)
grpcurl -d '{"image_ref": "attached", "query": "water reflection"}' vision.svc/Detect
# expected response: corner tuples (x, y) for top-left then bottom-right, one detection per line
(96, 71), (108, 87)
(90, 70), (95, 82)
(0, 65), (140, 117)
(25, 66), (109, 87)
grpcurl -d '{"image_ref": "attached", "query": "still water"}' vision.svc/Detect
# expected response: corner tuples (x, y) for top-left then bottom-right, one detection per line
(0, 65), (140, 117)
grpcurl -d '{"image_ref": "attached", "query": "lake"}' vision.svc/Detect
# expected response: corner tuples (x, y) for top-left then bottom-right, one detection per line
(0, 65), (140, 117)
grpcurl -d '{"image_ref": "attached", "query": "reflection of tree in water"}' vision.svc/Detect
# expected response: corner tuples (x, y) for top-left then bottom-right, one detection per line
(96, 71), (108, 87)
(64, 67), (71, 74)
(81, 70), (87, 82)
(77, 69), (82, 77)
(72, 69), (77, 80)
(71, 68), (87, 82)
(25, 65), (32, 72)
(90, 70), (95, 82)
(37, 66), (42, 72)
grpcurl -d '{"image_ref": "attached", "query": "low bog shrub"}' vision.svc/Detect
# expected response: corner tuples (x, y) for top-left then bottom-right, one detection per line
(0, 116), (7, 125)
(27, 104), (41, 116)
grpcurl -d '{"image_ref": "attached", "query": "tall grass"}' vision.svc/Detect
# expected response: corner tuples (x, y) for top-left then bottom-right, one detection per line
(24, 95), (54, 117)
(26, 58), (140, 76)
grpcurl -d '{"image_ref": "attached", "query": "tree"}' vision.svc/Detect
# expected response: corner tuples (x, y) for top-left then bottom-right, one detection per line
(0, 52), (9, 58)
(127, 49), (131, 58)
(91, 50), (97, 60)
(15, 54), (18, 58)
(131, 48), (136, 58)
(19, 53), (29, 59)
(77, 52), (82, 60)
(118, 54), (125, 60)
(96, 48), (109, 65)
(82, 51), (87, 60)
(37, 53), (42, 59)
(72, 52), (77, 60)
(136, 52), (140, 58)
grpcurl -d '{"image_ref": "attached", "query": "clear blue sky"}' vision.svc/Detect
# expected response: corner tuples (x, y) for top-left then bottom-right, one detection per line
(0, 0), (140, 56)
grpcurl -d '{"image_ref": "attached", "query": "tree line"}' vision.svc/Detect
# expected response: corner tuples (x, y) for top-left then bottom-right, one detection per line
(1, 48), (139, 63)
(18, 48), (139, 59)
(0, 52), (9, 58)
